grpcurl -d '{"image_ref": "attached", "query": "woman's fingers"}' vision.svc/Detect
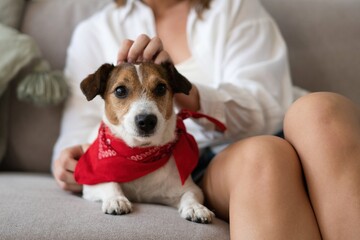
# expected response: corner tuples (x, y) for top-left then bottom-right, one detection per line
(61, 145), (83, 171)
(117, 39), (134, 64)
(58, 181), (83, 192)
(53, 145), (84, 192)
(64, 158), (79, 173)
(117, 35), (172, 64)
(143, 36), (163, 62)
(55, 167), (77, 185)
(127, 34), (151, 63)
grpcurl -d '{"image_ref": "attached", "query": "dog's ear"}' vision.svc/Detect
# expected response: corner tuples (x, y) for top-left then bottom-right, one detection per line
(161, 61), (192, 95)
(80, 63), (115, 101)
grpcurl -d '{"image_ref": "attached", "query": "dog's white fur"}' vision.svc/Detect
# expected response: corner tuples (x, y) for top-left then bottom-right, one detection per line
(105, 97), (176, 147)
(82, 64), (214, 223)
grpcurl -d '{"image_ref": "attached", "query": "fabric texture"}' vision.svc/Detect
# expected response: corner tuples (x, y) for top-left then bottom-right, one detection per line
(0, 173), (230, 240)
(53, 0), (299, 163)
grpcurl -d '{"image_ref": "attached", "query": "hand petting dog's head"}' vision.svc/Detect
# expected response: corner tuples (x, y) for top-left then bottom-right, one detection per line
(80, 62), (192, 147)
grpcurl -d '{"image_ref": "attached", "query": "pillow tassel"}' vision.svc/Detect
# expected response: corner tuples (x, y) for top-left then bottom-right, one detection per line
(17, 59), (68, 106)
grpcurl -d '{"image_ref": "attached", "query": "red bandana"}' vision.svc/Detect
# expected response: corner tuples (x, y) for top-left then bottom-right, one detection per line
(74, 110), (226, 185)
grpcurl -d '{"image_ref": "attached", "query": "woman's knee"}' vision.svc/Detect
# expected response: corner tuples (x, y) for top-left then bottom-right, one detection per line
(202, 136), (302, 220)
(213, 136), (302, 190)
(284, 92), (360, 171)
(284, 92), (360, 141)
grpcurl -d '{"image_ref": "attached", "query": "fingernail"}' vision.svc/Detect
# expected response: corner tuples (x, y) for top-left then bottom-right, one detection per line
(128, 58), (133, 63)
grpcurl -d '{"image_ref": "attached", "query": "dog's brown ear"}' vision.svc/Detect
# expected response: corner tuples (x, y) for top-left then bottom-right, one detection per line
(161, 61), (192, 95)
(80, 63), (115, 101)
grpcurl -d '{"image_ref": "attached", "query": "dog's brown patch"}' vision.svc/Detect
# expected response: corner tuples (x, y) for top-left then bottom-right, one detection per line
(139, 64), (174, 120)
(103, 64), (141, 125)
(101, 63), (175, 125)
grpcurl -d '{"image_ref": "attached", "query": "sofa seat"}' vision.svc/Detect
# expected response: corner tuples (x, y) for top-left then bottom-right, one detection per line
(0, 173), (229, 240)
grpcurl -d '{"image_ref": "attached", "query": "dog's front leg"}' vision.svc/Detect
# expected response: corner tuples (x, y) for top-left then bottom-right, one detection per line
(83, 182), (132, 215)
(178, 184), (214, 223)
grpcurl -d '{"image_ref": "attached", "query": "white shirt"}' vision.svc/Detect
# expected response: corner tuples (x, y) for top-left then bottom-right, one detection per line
(53, 0), (305, 162)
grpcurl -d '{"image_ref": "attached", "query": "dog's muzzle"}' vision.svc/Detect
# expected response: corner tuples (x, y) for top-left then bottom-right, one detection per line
(135, 114), (158, 136)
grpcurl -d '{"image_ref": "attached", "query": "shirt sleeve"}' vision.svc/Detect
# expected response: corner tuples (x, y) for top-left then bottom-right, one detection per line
(52, 20), (105, 165)
(192, 0), (294, 143)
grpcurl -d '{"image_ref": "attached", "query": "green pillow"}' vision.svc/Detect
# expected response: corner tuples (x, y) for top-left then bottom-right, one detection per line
(0, 24), (40, 96)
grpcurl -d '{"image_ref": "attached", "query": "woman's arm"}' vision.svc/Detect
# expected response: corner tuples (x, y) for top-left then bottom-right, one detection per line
(190, 0), (294, 143)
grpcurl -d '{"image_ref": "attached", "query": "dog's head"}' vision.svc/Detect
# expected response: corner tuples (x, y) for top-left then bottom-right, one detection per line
(80, 62), (192, 147)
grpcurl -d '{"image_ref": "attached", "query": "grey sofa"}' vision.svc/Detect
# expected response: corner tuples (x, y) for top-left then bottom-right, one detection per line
(1, 0), (359, 239)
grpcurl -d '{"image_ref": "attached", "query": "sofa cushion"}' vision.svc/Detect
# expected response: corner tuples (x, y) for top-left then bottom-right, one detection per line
(0, 173), (230, 240)
(261, 0), (360, 106)
(0, 0), (25, 29)
(21, 0), (112, 71)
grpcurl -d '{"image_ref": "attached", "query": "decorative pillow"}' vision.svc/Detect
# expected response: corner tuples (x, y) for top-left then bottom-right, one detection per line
(0, 24), (39, 96)
(0, 0), (68, 164)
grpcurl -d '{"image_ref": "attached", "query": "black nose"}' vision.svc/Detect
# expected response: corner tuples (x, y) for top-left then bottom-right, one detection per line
(135, 114), (158, 135)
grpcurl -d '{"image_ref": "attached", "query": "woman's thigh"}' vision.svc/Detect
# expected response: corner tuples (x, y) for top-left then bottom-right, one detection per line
(201, 135), (321, 239)
(201, 135), (304, 220)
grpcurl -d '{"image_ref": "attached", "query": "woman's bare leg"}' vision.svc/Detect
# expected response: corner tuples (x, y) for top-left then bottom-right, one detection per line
(284, 92), (360, 240)
(202, 136), (321, 240)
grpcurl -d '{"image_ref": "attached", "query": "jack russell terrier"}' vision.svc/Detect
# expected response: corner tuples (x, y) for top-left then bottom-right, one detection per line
(75, 62), (226, 223)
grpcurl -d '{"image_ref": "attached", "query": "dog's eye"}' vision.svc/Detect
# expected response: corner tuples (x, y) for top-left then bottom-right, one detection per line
(154, 83), (167, 96)
(114, 86), (128, 99)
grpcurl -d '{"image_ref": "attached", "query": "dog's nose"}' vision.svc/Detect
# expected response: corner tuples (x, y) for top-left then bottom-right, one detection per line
(135, 114), (158, 135)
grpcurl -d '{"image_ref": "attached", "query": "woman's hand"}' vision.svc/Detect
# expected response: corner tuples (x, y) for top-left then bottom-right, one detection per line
(53, 145), (88, 192)
(117, 34), (200, 111)
(117, 34), (171, 64)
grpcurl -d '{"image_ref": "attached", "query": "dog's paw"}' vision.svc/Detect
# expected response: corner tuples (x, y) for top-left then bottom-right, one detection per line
(102, 196), (132, 215)
(179, 203), (214, 224)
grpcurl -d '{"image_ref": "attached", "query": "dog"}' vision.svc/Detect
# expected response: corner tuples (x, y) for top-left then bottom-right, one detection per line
(75, 62), (217, 223)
